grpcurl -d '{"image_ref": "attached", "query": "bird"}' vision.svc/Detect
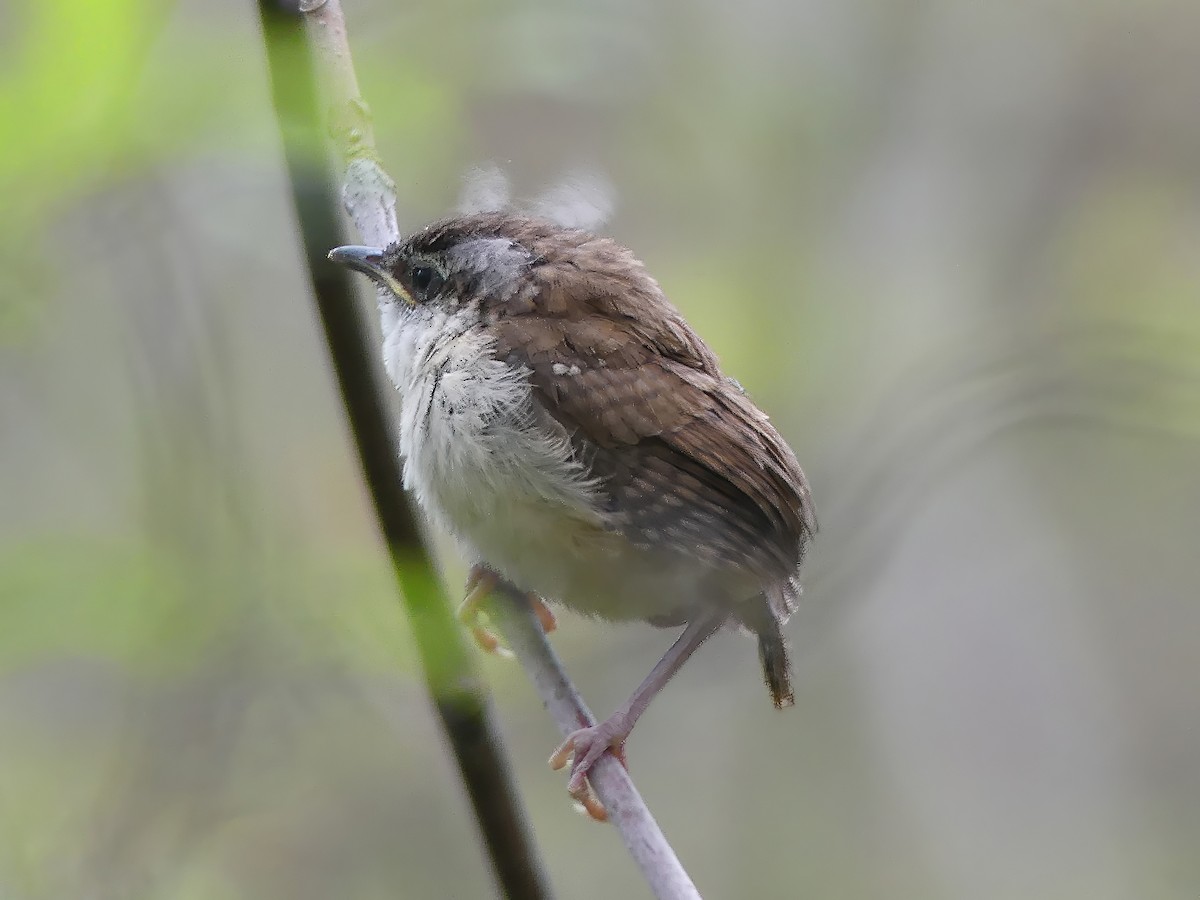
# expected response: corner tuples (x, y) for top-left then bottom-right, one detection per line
(329, 211), (815, 817)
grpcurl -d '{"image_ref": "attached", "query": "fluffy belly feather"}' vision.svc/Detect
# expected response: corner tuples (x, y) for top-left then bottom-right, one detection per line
(393, 322), (733, 623)
(462, 495), (711, 623)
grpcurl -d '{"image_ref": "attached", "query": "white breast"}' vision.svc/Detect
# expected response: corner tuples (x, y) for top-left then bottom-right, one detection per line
(378, 301), (731, 623)
(380, 304), (600, 571)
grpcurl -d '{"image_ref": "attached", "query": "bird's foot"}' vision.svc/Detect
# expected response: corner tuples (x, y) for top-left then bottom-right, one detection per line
(548, 716), (630, 822)
(530, 594), (558, 634)
(457, 565), (555, 657)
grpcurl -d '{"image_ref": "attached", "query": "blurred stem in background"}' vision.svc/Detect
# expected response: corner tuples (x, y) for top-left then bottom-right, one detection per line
(255, 1), (552, 897)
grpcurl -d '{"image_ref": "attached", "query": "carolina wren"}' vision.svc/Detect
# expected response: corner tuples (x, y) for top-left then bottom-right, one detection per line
(330, 212), (815, 812)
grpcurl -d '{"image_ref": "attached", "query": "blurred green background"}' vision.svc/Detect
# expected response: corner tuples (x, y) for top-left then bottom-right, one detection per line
(2, 0), (1199, 897)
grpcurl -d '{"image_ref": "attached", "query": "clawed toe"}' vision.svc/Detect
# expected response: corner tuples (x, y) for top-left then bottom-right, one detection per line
(466, 623), (513, 657)
(531, 594), (557, 634)
(548, 721), (629, 822)
(458, 567), (554, 656)
(457, 568), (506, 655)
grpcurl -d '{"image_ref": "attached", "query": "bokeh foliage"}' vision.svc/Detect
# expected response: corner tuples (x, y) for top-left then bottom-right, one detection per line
(2, 0), (1199, 897)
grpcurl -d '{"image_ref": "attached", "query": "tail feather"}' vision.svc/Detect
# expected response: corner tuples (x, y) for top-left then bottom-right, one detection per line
(758, 618), (794, 709)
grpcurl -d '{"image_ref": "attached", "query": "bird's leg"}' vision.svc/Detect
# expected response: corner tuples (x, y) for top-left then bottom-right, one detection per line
(457, 564), (555, 656)
(549, 607), (727, 820)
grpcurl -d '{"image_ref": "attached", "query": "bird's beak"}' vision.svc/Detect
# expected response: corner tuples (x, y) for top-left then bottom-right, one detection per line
(328, 244), (410, 303)
(328, 244), (384, 274)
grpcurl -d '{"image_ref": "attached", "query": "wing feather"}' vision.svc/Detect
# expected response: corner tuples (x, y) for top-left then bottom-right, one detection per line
(486, 259), (815, 585)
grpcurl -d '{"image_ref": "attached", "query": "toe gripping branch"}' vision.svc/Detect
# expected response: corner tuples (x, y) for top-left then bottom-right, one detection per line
(458, 566), (556, 657)
(459, 567), (619, 821)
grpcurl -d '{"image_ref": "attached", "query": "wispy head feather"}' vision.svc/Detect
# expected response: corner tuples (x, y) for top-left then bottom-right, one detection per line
(531, 169), (615, 231)
(457, 164), (615, 231)
(458, 164), (512, 215)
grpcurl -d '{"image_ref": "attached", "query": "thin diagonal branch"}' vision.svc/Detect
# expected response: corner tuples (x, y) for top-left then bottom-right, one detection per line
(491, 585), (702, 899)
(255, 2), (551, 897)
(259, 1), (702, 897)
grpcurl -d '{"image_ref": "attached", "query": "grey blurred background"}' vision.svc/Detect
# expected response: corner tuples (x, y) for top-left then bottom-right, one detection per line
(2, 0), (1199, 897)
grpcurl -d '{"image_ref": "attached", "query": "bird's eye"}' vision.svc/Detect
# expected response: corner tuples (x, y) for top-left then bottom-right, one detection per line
(409, 264), (439, 298)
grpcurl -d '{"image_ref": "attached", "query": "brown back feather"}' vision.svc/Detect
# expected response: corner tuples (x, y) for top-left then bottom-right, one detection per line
(421, 214), (816, 587)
